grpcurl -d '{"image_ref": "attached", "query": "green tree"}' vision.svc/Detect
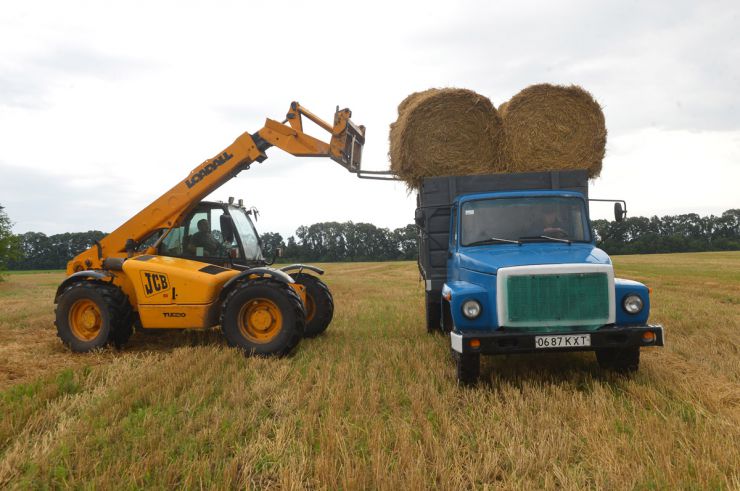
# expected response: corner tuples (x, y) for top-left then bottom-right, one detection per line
(0, 205), (21, 276)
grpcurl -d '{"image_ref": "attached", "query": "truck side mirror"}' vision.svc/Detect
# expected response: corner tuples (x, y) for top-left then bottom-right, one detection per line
(614, 202), (626, 222)
(220, 214), (235, 242)
(414, 209), (425, 227)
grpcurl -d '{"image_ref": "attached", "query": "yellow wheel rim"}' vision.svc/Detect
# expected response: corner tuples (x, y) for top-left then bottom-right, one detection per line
(304, 293), (316, 323)
(238, 299), (283, 344)
(68, 299), (103, 341)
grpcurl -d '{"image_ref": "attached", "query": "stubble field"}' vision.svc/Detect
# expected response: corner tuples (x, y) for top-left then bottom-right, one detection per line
(0, 252), (738, 489)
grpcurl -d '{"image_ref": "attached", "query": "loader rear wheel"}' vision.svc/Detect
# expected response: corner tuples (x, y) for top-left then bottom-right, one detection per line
(55, 282), (133, 352)
(289, 273), (334, 337)
(221, 280), (305, 356)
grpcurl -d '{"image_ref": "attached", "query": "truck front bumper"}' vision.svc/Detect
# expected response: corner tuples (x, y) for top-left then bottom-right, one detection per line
(450, 325), (664, 355)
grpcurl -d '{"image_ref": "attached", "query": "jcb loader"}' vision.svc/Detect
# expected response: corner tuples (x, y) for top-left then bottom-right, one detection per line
(55, 103), (365, 356)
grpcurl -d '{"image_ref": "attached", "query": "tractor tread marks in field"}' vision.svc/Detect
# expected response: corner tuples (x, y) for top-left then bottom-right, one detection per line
(290, 273), (334, 337)
(55, 281), (134, 352)
(220, 278), (305, 357)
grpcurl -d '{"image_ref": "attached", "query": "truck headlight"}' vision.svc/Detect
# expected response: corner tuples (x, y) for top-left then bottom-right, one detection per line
(462, 300), (481, 319)
(623, 294), (644, 314)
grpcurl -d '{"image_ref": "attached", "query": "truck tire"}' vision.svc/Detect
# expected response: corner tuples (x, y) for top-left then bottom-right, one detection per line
(425, 292), (442, 334)
(596, 347), (640, 373)
(289, 273), (333, 338)
(454, 351), (480, 386)
(55, 282), (133, 352)
(220, 279), (305, 356)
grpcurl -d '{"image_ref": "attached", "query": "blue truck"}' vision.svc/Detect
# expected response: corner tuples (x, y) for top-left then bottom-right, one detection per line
(415, 170), (664, 385)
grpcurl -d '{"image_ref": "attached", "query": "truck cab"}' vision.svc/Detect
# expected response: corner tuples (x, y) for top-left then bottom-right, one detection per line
(415, 171), (664, 385)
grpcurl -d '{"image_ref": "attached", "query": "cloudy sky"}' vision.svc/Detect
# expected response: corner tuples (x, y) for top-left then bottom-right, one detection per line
(1, 0), (738, 239)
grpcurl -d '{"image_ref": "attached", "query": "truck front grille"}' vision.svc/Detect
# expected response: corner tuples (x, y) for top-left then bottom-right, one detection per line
(505, 272), (609, 327)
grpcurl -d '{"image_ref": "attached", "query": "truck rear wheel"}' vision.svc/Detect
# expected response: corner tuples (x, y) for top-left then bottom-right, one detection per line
(55, 282), (133, 352)
(454, 351), (480, 386)
(289, 273), (333, 338)
(596, 347), (640, 373)
(425, 292), (442, 334)
(221, 279), (305, 356)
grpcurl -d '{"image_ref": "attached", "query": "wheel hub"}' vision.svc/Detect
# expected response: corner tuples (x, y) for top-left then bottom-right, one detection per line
(69, 299), (102, 341)
(249, 308), (274, 331)
(239, 299), (283, 343)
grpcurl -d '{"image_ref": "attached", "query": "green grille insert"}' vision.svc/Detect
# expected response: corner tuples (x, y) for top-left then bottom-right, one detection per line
(506, 273), (609, 325)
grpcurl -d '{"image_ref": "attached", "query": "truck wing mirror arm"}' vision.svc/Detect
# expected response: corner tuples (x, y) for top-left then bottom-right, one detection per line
(589, 199), (628, 222)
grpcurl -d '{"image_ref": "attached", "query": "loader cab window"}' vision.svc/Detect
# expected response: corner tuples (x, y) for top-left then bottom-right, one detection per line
(229, 207), (263, 261)
(159, 205), (262, 263)
(160, 208), (234, 260)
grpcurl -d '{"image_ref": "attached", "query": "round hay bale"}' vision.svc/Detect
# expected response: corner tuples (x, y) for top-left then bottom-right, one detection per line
(501, 84), (606, 178)
(388, 88), (505, 188)
(498, 101), (509, 118)
(389, 89), (436, 177)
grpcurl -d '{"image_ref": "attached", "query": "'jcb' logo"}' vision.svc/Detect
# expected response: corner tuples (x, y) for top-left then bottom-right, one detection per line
(141, 271), (170, 297)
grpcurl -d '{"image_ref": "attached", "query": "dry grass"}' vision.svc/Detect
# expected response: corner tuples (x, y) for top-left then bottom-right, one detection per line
(1, 253), (739, 489)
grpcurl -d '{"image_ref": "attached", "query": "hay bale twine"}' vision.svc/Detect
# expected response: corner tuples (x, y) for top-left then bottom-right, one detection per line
(389, 88), (505, 188)
(501, 83), (606, 178)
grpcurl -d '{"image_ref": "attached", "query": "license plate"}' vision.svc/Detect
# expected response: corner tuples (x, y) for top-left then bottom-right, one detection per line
(534, 334), (591, 349)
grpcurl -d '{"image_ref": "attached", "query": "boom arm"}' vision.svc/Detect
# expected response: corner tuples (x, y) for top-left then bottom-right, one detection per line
(67, 103), (365, 273)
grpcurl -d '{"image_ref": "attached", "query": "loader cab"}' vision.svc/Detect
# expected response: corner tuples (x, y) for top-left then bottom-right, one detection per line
(159, 200), (265, 268)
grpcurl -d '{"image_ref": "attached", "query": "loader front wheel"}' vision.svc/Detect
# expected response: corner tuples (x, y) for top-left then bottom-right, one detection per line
(289, 273), (334, 337)
(55, 282), (133, 352)
(221, 280), (305, 356)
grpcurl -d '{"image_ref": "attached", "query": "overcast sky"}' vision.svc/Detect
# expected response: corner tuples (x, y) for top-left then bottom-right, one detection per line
(1, 0), (738, 239)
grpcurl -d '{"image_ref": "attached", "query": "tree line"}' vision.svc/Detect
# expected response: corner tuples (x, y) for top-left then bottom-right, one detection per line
(592, 209), (739, 254)
(1, 205), (738, 272)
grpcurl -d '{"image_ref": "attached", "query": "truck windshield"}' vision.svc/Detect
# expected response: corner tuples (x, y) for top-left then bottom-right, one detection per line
(460, 196), (591, 246)
(230, 208), (264, 261)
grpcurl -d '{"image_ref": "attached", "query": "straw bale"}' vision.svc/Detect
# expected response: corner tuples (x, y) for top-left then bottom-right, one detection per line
(388, 88), (505, 188)
(501, 84), (606, 178)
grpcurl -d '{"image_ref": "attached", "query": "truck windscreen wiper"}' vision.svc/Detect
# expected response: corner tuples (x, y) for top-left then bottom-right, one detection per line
(466, 237), (521, 246)
(519, 235), (572, 244)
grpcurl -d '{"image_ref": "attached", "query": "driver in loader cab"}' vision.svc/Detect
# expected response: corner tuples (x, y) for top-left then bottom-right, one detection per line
(189, 219), (221, 256)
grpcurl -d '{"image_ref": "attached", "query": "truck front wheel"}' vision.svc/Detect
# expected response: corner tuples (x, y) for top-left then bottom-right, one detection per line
(221, 280), (305, 356)
(596, 347), (640, 373)
(454, 351), (480, 386)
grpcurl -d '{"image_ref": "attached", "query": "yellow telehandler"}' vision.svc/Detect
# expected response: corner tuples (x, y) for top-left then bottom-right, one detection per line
(55, 102), (365, 356)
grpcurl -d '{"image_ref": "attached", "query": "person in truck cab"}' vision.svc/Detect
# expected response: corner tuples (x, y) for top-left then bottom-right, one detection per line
(541, 207), (568, 237)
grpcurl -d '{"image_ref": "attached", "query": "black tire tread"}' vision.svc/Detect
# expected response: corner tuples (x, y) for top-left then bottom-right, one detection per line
(596, 347), (640, 373)
(290, 273), (334, 338)
(220, 278), (305, 356)
(55, 280), (133, 352)
(425, 292), (442, 335)
(454, 351), (480, 386)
